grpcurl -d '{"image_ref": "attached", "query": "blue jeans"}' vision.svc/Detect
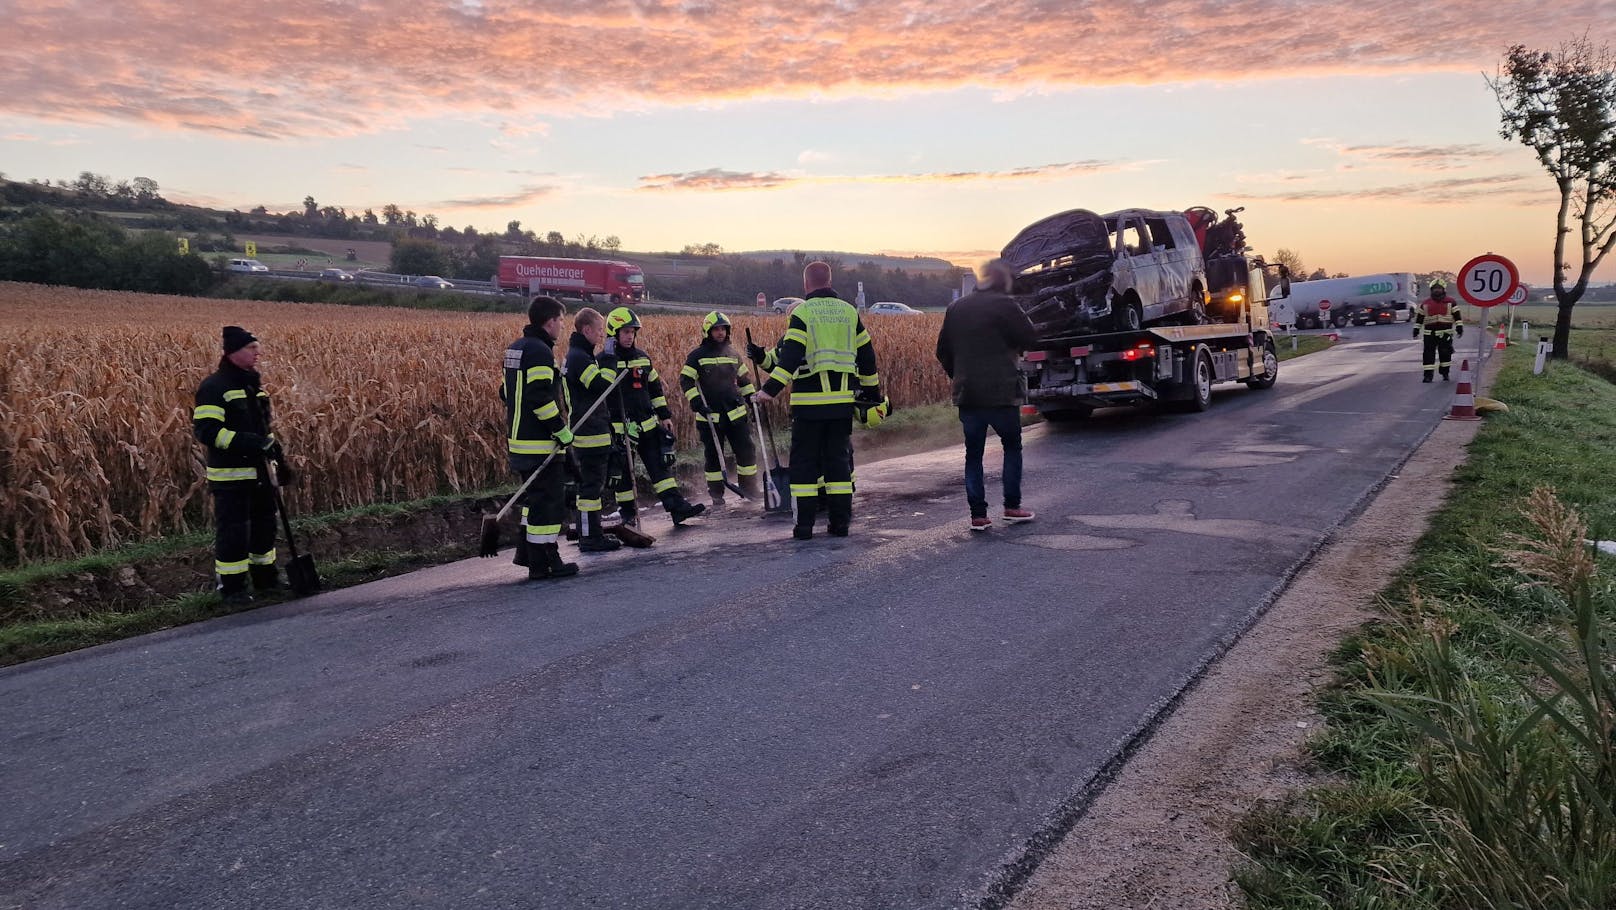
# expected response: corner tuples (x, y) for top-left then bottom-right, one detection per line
(959, 407), (1022, 517)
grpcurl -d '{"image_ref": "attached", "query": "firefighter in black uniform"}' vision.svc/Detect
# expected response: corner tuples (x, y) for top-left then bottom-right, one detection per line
(192, 325), (287, 604)
(562, 307), (622, 553)
(599, 307), (705, 527)
(502, 296), (578, 580)
(680, 311), (760, 507)
(1413, 279), (1464, 381)
(753, 261), (880, 540)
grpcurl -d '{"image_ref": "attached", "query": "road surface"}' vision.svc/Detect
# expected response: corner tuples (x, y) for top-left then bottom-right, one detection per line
(0, 324), (1471, 909)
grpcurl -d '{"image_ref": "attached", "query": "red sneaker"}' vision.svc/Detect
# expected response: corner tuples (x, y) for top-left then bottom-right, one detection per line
(969, 516), (992, 532)
(1002, 508), (1036, 523)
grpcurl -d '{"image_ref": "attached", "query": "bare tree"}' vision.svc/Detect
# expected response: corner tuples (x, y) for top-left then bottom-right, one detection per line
(1272, 248), (1307, 279)
(1488, 36), (1616, 358)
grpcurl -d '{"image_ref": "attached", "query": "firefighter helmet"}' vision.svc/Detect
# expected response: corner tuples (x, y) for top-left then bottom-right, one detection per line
(702, 310), (732, 337)
(605, 307), (642, 335)
(855, 395), (890, 429)
(1430, 279), (1447, 290)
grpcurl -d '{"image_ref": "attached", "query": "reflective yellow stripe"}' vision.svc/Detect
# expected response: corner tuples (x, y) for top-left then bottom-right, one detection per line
(680, 364), (699, 379)
(577, 498), (603, 511)
(791, 389), (856, 406)
(769, 367), (793, 385)
(215, 559), (249, 575)
(684, 386), (701, 400)
(783, 327), (809, 345)
(735, 463), (757, 475)
(249, 550), (277, 565)
(193, 404), (225, 421)
(574, 433), (612, 448)
(854, 330), (871, 347)
(223, 389), (248, 401)
(824, 481), (854, 494)
(534, 400), (561, 421)
(739, 381), (757, 395)
(207, 466), (259, 482)
(215, 428), (237, 449)
(652, 477), (677, 494)
(698, 357), (740, 366)
(650, 396), (668, 409)
(580, 363), (602, 385)
(525, 365), (554, 383)
(647, 369), (662, 383)
(508, 439), (558, 455)
(726, 405), (747, 422)
(789, 484), (819, 497)
(626, 357), (651, 368)
(705, 471), (725, 482)
(616, 490), (637, 502)
(639, 416), (658, 432)
(611, 422), (626, 434)
(859, 372), (880, 387)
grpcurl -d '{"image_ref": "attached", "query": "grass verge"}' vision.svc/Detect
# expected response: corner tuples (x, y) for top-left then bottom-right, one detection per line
(1234, 331), (1616, 908)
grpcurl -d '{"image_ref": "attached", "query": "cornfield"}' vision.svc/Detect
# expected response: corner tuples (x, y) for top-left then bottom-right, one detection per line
(0, 283), (950, 565)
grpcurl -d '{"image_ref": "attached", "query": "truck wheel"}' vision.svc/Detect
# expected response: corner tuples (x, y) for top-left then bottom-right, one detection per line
(1181, 349), (1214, 412)
(1185, 285), (1208, 324)
(1246, 341), (1278, 390)
(1333, 312), (1350, 329)
(1041, 406), (1093, 423)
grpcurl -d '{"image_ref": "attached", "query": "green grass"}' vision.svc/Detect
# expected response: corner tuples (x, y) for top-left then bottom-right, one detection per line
(1276, 334), (1335, 361)
(1234, 328), (1616, 908)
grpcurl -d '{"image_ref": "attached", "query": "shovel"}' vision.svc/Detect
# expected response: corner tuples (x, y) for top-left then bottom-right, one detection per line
(480, 370), (625, 557)
(693, 383), (747, 499)
(268, 461), (321, 596)
(745, 329), (793, 514)
(604, 383), (657, 548)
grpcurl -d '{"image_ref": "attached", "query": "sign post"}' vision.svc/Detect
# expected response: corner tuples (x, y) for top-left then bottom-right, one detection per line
(1457, 253), (1519, 364)
(756, 291), (766, 310)
(1506, 283), (1527, 340)
(1317, 300), (1331, 334)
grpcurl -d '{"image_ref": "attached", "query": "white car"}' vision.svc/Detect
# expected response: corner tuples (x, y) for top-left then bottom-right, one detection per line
(868, 301), (921, 315)
(413, 275), (454, 289)
(226, 258), (269, 273)
(771, 296), (804, 314)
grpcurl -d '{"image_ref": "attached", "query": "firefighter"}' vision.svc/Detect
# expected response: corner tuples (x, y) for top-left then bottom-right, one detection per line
(599, 307), (706, 527)
(562, 307), (622, 553)
(502, 296), (578, 580)
(1413, 279), (1464, 382)
(752, 261), (881, 540)
(192, 325), (287, 604)
(680, 311), (760, 507)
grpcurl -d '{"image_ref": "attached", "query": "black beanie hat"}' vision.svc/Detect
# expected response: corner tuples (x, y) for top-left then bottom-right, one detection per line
(222, 325), (258, 354)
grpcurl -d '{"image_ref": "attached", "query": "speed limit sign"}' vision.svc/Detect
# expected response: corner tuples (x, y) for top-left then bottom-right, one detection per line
(1457, 253), (1519, 308)
(1508, 284), (1528, 305)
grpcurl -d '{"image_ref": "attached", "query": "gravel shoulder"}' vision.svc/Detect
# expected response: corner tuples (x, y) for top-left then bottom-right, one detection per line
(1007, 355), (1499, 910)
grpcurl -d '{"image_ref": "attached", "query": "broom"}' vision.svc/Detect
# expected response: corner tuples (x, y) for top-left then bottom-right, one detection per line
(480, 370), (625, 557)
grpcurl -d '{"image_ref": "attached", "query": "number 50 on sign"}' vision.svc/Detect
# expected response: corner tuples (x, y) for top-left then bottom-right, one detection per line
(1457, 253), (1519, 308)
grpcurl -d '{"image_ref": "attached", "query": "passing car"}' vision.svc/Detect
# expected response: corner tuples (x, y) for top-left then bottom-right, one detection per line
(771, 296), (804, 314)
(868, 301), (921, 315)
(413, 275), (454, 289)
(1002, 207), (1209, 336)
(226, 258), (269, 273)
(319, 268), (355, 283)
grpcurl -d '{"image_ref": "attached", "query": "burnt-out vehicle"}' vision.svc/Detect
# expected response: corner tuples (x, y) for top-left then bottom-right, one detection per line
(1002, 208), (1212, 337)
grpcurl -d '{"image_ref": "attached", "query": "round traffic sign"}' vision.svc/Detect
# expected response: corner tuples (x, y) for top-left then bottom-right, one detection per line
(1508, 284), (1528, 305)
(1318, 299), (1331, 311)
(756, 291), (766, 308)
(1457, 253), (1519, 308)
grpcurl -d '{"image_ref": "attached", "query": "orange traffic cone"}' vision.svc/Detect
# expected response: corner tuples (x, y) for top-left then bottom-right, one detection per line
(1494, 326), (1508, 350)
(1443, 359), (1481, 421)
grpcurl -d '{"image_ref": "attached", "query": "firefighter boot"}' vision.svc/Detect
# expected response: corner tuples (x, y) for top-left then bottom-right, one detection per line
(512, 536), (530, 567)
(576, 511), (621, 553)
(662, 493), (707, 526)
(827, 495), (853, 538)
(739, 471), (761, 501)
(528, 543), (579, 581)
(250, 563), (282, 592)
(708, 481), (728, 509)
(218, 574), (253, 606)
(618, 501), (639, 529)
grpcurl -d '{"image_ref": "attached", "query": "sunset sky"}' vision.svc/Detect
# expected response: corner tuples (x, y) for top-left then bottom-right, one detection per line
(2, 0), (1609, 284)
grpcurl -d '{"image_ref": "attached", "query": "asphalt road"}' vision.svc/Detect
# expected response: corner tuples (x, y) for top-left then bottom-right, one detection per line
(0, 323), (1478, 910)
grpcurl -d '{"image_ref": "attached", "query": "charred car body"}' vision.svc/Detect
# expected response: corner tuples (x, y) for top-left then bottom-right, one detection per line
(1009, 205), (1291, 418)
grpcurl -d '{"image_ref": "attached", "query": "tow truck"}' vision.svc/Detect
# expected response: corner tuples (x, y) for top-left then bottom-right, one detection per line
(1010, 208), (1291, 420)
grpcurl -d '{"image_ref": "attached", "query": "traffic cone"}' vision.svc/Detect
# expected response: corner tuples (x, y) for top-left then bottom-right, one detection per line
(1494, 325), (1508, 350)
(1443, 359), (1481, 421)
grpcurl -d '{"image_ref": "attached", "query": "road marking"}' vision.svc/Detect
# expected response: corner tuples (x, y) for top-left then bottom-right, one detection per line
(1072, 499), (1313, 543)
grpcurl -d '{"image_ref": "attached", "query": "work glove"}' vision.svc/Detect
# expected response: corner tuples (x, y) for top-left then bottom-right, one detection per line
(1411, 326), (1420, 339)
(746, 342), (768, 365)
(261, 438), (284, 461)
(554, 427), (574, 447)
(625, 421), (641, 441)
(1455, 324), (1464, 338)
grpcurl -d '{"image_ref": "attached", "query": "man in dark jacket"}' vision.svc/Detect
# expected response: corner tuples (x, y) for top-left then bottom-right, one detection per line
(192, 325), (285, 604)
(680, 311), (760, 507)
(501, 296), (578, 580)
(935, 259), (1040, 531)
(562, 307), (621, 553)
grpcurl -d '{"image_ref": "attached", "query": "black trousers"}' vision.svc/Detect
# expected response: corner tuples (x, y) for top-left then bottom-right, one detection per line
(574, 445), (612, 535)
(1422, 332), (1455, 377)
(213, 482), (278, 594)
(607, 425), (686, 511)
(698, 412), (757, 496)
(789, 415), (853, 528)
(513, 459), (566, 544)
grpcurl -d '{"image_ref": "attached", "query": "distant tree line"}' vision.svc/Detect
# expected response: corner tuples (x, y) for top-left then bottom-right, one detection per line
(658, 252), (967, 308)
(0, 209), (213, 295)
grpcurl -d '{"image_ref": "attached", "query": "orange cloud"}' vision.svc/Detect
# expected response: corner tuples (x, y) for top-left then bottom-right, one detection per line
(637, 160), (1130, 191)
(434, 184), (560, 208)
(1231, 174), (1541, 205)
(0, 1), (1593, 138)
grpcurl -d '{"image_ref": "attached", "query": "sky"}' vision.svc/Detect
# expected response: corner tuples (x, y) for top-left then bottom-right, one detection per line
(2, 0), (1611, 285)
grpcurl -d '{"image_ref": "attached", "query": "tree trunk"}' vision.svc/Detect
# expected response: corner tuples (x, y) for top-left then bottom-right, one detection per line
(1553, 295), (1575, 359)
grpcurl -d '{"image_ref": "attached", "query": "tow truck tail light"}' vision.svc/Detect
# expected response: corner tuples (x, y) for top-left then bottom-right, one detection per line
(1024, 351), (1049, 363)
(1069, 345), (1091, 357)
(1119, 341), (1157, 362)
